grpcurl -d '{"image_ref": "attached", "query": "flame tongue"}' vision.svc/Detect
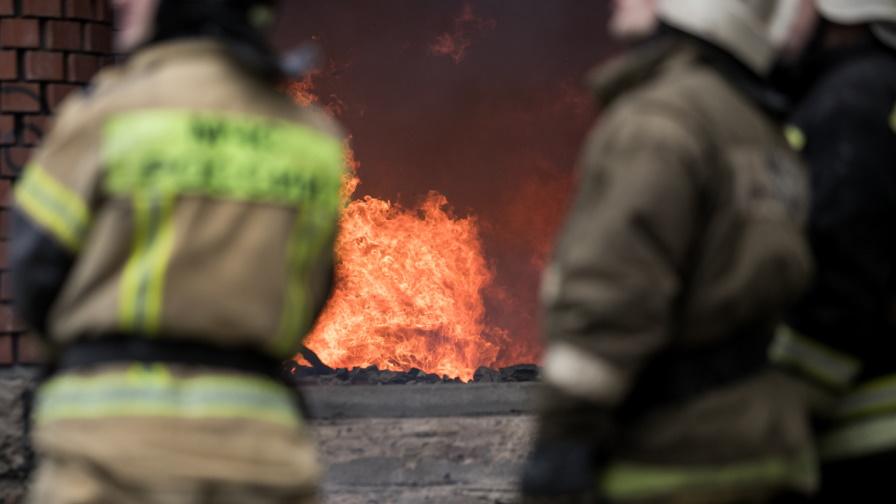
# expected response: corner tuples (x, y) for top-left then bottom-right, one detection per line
(292, 85), (505, 381)
(306, 192), (503, 380)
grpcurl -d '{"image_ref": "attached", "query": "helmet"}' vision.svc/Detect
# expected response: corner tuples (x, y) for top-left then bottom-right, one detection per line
(816, 0), (896, 24)
(874, 22), (896, 49)
(816, 0), (896, 50)
(151, 0), (282, 82)
(657, 0), (804, 75)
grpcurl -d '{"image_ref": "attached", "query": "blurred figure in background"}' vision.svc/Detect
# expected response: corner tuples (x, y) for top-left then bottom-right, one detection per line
(12, 0), (344, 502)
(771, 0), (896, 501)
(522, 0), (819, 502)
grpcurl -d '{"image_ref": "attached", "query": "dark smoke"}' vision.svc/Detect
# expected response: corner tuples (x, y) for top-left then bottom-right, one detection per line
(273, 1), (618, 362)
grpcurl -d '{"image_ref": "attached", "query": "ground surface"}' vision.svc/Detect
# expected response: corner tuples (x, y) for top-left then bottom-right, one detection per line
(307, 383), (537, 504)
(0, 380), (538, 503)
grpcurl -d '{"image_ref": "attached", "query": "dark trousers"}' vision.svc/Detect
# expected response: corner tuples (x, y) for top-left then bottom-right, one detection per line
(811, 451), (896, 503)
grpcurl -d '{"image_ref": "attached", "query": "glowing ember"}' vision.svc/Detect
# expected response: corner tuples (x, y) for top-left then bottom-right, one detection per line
(430, 3), (496, 63)
(291, 84), (508, 380)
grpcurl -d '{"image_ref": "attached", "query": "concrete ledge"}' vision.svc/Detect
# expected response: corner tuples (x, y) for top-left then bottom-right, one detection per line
(304, 383), (540, 419)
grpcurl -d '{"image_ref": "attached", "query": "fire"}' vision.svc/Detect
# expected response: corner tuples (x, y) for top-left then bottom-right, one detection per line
(308, 192), (507, 380)
(291, 82), (508, 380)
(430, 3), (496, 63)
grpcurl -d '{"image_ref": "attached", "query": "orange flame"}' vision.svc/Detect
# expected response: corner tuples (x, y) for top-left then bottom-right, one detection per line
(430, 3), (496, 63)
(290, 82), (507, 380)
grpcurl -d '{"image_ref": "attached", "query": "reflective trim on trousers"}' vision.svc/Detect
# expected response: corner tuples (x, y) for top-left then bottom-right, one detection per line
(821, 412), (896, 462)
(600, 451), (818, 501)
(35, 364), (301, 428)
(768, 326), (861, 390)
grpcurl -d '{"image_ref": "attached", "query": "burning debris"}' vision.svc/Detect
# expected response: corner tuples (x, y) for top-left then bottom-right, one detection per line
(430, 3), (496, 63)
(283, 358), (539, 386)
(290, 76), (524, 382)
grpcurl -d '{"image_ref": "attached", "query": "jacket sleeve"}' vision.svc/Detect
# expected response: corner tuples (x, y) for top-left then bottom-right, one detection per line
(11, 92), (100, 336)
(538, 103), (706, 438)
(786, 85), (896, 361)
(10, 209), (76, 335)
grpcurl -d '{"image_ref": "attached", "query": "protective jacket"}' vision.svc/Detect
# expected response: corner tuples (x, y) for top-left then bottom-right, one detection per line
(537, 36), (816, 502)
(12, 39), (345, 494)
(779, 38), (896, 464)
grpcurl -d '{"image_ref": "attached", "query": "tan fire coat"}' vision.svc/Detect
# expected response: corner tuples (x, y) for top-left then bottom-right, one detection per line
(14, 39), (345, 498)
(539, 38), (817, 501)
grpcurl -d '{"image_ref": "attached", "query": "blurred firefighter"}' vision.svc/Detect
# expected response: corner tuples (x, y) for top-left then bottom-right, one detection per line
(12, 0), (345, 502)
(521, 0), (821, 502)
(770, 0), (896, 501)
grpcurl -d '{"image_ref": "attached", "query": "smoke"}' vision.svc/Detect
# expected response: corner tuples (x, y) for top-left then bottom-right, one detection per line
(273, 1), (618, 362)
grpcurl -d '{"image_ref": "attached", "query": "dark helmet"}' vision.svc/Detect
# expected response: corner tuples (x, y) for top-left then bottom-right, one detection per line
(149, 0), (283, 83)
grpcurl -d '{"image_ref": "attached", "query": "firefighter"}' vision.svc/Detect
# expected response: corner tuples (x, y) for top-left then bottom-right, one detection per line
(770, 0), (896, 501)
(521, 0), (820, 502)
(12, 0), (344, 502)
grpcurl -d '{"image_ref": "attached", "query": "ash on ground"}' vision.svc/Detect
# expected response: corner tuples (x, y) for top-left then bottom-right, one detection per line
(283, 361), (539, 386)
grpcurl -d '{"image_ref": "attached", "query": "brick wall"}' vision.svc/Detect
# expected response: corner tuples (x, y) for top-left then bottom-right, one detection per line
(0, 2), (113, 500)
(0, 0), (113, 367)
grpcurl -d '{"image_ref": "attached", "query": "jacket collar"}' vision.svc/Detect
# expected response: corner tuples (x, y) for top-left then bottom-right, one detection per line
(586, 37), (683, 108)
(587, 34), (791, 119)
(126, 38), (234, 74)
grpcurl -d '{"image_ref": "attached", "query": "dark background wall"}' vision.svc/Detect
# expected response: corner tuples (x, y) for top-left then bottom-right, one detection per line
(272, 1), (616, 356)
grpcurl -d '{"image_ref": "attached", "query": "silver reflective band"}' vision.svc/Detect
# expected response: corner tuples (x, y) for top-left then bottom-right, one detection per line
(769, 326), (861, 389)
(821, 413), (896, 461)
(542, 342), (629, 404)
(833, 375), (896, 421)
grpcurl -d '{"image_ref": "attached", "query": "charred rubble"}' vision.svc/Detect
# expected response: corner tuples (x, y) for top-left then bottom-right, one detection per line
(282, 347), (539, 385)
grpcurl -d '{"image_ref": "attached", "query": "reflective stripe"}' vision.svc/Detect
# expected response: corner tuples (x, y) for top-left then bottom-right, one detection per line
(541, 341), (629, 404)
(119, 192), (176, 335)
(35, 364), (299, 427)
(768, 326), (860, 390)
(784, 125), (806, 152)
(102, 110), (345, 207)
(102, 110), (345, 350)
(821, 413), (896, 461)
(14, 164), (90, 251)
(270, 210), (337, 356)
(601, 451), (817, 501)
(833, 375), (896, 421)
(889, 103), (896, 134)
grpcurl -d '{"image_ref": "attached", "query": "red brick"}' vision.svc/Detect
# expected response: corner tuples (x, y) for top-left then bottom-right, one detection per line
(0, 19), (41, 48)
(17, 333), (46, 364)
(45, 20), (82, 50)
(0, 272), (10, 302)
(84, 22), (112, 53)
(0, 336), (12, 364)
(96, 0), (112, 22)
(46, 83), (79, 111)
(22, 0), (62, 17)
(0, 0), (14, 16)
(1, 146), (31, 176)
(25, 51), (64, 81)
(66, 0), (96, 19)
(21, 114), (49, 146)
(0, 305), (20, 333)
(0, 51), (17, 81)
(0, 114), (13, 145)
(67, 53), (99, 82)
(0, 210), (8, 240)
(0, 82), (42, 113)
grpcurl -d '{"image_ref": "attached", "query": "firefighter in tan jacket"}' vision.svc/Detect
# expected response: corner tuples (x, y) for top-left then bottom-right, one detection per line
(522, 1), (821, 502)
(11, 1), (344, 502)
